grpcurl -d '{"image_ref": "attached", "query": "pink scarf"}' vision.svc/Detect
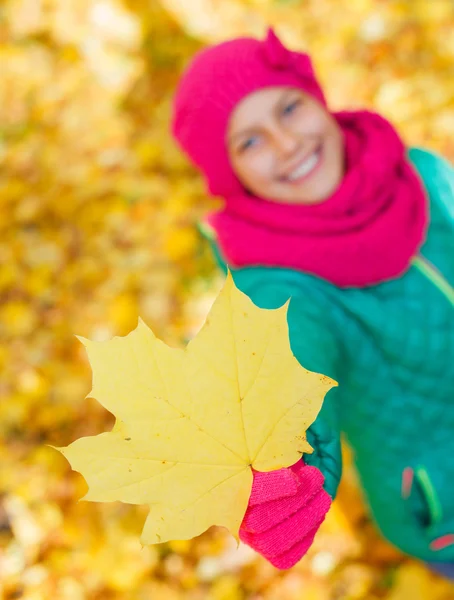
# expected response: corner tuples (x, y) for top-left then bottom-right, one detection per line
(207, 111), (428, 288)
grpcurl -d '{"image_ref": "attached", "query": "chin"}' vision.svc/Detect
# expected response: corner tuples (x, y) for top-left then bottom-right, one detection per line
(302, 196), (329, 206)
(286, 187), (332, 206)
(265, 180), (337, 205)
(300, 179), (341, 204)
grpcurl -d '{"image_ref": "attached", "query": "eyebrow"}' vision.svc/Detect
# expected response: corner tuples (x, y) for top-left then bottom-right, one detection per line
(227, 89), (299, 147)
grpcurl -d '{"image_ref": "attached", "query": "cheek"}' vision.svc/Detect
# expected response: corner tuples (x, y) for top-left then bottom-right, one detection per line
(292, 109), (326, 137)
(293, 109), (340, 153)
(326, 123), (345, 168)
(235, 151), (276, 187)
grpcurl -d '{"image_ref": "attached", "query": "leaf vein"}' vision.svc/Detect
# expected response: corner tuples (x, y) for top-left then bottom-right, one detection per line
(130, 340), (244, 463)
(227, 285), (250, 462)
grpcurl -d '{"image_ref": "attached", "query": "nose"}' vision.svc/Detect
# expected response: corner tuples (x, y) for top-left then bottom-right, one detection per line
(271, 127), (300, 157)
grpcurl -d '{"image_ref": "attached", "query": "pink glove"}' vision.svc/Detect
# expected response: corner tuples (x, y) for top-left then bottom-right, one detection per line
(239, 460), (331, 569)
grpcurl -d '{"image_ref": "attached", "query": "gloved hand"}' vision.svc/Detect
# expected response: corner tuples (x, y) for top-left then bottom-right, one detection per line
(239, 460), (331, 569)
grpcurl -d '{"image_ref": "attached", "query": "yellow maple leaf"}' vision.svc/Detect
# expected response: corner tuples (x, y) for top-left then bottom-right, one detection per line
(54, 273), (336, 545)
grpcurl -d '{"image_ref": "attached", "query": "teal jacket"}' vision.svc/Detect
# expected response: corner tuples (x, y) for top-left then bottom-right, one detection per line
(204, 148), (454, 563)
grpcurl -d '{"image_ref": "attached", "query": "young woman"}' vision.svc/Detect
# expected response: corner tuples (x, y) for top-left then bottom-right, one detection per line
(171, 29), (454, 577)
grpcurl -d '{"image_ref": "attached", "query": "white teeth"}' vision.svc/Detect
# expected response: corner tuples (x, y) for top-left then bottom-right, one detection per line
(287, 151), (319, 181)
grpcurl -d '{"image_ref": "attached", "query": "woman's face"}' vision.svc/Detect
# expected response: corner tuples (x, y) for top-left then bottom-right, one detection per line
(227, 86), (345, 205)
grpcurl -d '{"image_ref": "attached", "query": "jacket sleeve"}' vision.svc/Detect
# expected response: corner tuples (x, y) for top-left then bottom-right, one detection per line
(232, 272), (343, 499)
(408, 147), (454, 217)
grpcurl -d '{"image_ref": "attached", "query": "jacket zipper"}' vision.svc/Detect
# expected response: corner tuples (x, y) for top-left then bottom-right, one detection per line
(412, 255), (454, 308)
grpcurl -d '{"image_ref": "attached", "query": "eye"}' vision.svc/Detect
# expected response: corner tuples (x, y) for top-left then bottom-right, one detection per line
(282, 98), (302, 117)
(238, 135), (260, 153)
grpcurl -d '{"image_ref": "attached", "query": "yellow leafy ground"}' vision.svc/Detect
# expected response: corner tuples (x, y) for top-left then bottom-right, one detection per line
(1, 1), (453, 598)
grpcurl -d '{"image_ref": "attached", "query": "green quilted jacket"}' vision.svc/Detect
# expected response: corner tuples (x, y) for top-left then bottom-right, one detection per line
(203, 148), (454, 563)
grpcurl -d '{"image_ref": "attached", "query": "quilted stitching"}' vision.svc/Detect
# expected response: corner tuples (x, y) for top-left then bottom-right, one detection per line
(227, 148), (454, 562)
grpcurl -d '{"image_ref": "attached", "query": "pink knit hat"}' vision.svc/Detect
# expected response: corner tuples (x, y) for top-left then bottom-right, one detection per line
(172, 29), (326, 197)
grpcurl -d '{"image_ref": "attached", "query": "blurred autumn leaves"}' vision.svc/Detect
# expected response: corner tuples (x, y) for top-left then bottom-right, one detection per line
(1, 0), (454, 598)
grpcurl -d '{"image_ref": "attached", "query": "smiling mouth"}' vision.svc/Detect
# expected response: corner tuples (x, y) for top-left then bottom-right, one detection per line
(279, 146), (322, 183)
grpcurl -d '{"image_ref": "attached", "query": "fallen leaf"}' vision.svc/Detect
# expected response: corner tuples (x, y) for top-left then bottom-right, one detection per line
(54, 273), (335, 545)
